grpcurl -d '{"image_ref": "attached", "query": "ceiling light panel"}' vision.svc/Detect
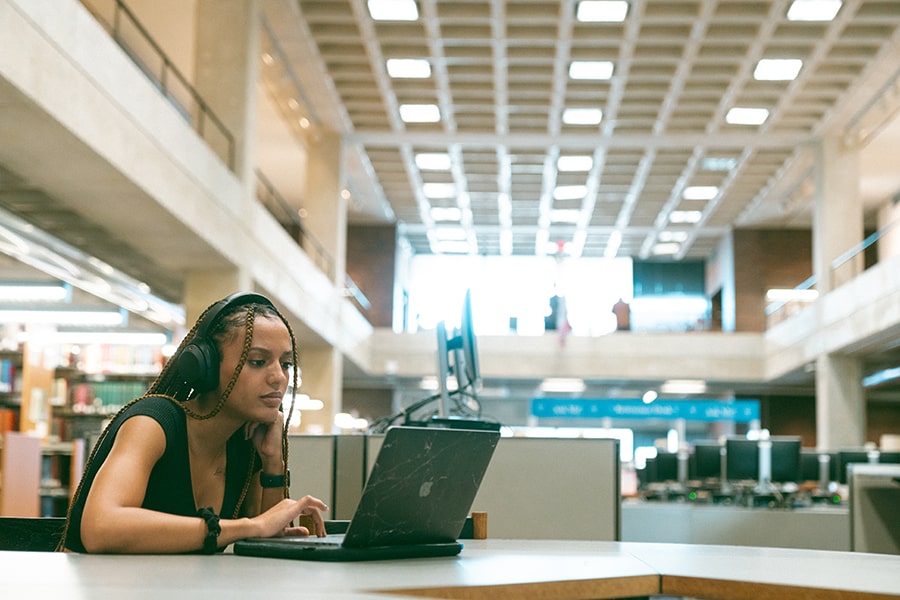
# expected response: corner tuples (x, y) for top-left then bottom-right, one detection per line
(386, 58), (431, 78)
(367, 0), (418, 21)
(576, 1), (629, 22)
(754, 59), (803, 81)
(569, 61), (615, 80)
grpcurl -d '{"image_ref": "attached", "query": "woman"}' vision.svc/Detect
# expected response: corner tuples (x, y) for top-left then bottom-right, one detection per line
(58, 291), (327, 553)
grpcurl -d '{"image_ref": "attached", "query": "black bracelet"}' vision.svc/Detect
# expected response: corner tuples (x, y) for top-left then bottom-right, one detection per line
(196, 507), (221, 554)
(260, 469), (290, 488)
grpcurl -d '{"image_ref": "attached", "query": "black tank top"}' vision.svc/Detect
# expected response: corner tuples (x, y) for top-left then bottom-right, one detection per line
(62, 395), (254, 552)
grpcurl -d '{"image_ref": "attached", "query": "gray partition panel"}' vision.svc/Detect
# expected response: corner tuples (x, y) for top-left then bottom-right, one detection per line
(333, 435), (365, 520)
(287, 435), (335, 519)
(850, 463), (900, 554)
(471, 437), (620, 541)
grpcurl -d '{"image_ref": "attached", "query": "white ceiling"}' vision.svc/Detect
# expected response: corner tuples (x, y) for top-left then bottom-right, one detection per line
(259, 0), (900, 261)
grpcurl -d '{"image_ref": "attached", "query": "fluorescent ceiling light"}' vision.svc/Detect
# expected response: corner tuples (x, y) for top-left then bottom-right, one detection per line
(550, 209), (581, 223)
(415, 153), (451, 170)
(557, 155), (593, 171)
(435, 240), (470, 254)
(368, 0), (418, 21)
(726, 107), (769, 125)
(765, 288), (820, 302)
(562, 108), (603, 125)
(0, 283), (69, 302)
(553, 185), (587, 200)
(658, 231), (688, 243)
(651, 242), (680, 256)
(576, 1), (629, 22)
(754, 58), (803, 81)
(701, 157), (736, 171)
(683, 186), (718, 201)
(569, 60), (614, 80)
(399, 103), (440, 123)
(787, 0), (842, 21)
(539, 378), (586, 393)
(423, 182), (456, 198)
(53, 331), (167, 345)
(0, 309), (124, 326)
(660, 379), (707, 394)
(669, 210), (703, 224)
(430, 206), (461, 221)
(386, 58), (431, 78)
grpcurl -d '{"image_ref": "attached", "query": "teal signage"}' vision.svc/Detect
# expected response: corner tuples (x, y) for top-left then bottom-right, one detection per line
(531, 398), (760, 423)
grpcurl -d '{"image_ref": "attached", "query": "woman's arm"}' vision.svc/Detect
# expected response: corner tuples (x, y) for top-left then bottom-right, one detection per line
(80, 416), (325, 553)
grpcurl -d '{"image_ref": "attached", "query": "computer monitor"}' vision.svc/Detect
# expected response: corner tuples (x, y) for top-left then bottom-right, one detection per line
(690, 441), (722, 480)
(838, 449), (876, 485)
(435, 289), (482, 418)
(769, 436), (802, 483)
(725, 437), (759, 481)
(879, 451), (900, 464)
(654, 452), (679, 482)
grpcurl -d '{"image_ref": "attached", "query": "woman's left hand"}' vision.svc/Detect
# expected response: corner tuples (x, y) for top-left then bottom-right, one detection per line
(246, 412), (284, 469)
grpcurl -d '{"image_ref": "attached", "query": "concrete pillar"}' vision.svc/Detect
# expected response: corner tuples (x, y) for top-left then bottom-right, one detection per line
(302, 129), (346, 284)
(812, 136), (864, 294)
(815, 353), (864, 450)
(182, 270), (251, 336)
(194, 0), (260, 192)
(812, 136), (866, 451)
(298, 346), (343, 434)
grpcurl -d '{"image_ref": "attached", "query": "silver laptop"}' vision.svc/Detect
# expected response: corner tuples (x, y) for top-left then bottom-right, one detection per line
(233, 426), (500, 561)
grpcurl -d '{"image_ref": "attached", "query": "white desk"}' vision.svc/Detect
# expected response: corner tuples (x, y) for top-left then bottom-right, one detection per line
(3, 540), (899, 599)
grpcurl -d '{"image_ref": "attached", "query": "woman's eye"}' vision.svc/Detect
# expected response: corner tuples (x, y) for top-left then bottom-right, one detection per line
(248, 359), (266, 368)
(281, 361), (294, 370)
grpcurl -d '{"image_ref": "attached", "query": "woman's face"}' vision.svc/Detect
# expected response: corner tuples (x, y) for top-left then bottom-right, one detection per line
(217, 314), (293, 423)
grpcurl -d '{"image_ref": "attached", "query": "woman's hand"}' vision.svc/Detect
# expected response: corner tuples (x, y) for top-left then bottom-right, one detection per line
(246, 412), (284, 471)
(253, 496), (328, 538)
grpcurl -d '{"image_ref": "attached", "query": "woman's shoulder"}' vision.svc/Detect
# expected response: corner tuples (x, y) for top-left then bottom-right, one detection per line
(118, 395), (186, 432)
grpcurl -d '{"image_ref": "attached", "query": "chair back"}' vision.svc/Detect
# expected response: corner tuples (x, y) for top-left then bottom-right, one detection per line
(0, 517), (66, 551)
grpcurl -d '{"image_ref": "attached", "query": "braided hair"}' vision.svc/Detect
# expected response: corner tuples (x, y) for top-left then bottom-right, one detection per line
(57, 298), (300, 551)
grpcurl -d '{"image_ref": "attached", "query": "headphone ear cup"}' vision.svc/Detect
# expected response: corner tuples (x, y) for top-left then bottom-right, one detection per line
(176, 338), (220, 393)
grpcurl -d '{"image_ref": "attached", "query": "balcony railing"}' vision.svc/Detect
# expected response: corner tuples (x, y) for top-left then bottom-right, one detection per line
(79, 0), (235, 169)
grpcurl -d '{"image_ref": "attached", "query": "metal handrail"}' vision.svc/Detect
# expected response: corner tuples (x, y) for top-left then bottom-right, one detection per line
(80, 0), (235, 169)
(254, 171), (334, 276)
(766, 215), (899, 318)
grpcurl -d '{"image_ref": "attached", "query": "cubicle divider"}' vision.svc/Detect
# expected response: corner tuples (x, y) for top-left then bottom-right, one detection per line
(849, 463), (900, 554)
(290, 433), (621, 541)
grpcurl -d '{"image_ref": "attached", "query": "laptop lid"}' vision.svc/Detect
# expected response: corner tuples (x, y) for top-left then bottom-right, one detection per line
(233, 425), (500, 561)
(342, 425), (500, 548)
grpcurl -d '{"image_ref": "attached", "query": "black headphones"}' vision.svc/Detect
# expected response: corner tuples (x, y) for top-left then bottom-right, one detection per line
(174, 291), (275, 393)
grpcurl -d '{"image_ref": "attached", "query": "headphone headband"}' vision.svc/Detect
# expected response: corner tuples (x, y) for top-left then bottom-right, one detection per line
(175, 291), (276, 393)
(194, 291), (275, 339)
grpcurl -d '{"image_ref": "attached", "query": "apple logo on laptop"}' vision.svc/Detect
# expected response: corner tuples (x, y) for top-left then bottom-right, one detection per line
(419, 481), (433, 498)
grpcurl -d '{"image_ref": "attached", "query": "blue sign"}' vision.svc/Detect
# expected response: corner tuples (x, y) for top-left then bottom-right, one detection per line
(530, 398), (759, 423)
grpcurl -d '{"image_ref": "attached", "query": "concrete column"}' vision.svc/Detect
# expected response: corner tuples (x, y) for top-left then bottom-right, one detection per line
(302, 129), (346, 284)
(183, 270), (251, 336)
(815, 353), (864, 450)
(298, 346), (343, 434)
(194, 0), (260, 192)
(812, 136), (864, 294)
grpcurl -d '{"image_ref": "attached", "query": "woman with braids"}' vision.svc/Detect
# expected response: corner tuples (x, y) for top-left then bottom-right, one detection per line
(58, 292), (327, 553)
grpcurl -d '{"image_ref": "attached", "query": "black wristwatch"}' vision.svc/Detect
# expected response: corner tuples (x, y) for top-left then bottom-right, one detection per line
(260, 470), (290, 488)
